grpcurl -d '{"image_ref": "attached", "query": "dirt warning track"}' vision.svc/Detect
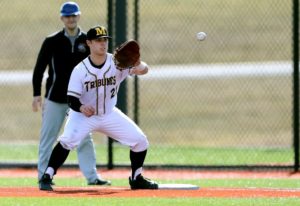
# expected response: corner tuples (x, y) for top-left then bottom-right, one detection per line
(0, 187), (300, 198)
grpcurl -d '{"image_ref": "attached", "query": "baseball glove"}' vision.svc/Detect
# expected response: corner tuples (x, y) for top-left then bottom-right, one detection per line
(113, 39), (140, 69)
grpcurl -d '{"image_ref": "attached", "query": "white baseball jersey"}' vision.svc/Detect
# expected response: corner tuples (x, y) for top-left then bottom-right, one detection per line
(68, 53), (129, 115)
(59, 53), (149, 153)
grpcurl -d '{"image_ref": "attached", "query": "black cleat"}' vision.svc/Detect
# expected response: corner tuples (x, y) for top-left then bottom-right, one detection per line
(37, 179), (55, 185)
(88, 178), (112, 186)
(129, 174), (158, 190)
(39, 174), (53, 191)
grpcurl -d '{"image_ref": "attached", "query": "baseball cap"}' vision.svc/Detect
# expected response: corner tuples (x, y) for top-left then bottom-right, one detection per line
(60, 1), (81, 16)
(87, 26), (112, 40)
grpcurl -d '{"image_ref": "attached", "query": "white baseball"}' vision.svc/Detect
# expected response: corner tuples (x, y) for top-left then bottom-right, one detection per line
(130, 61), (148, 75)
(139, 61), (147, 70)
(197, 32), (207, 41)
(136, 61), (147, 70)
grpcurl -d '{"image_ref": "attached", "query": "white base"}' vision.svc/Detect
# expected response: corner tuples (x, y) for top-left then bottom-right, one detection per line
(158, 183), (199, 190)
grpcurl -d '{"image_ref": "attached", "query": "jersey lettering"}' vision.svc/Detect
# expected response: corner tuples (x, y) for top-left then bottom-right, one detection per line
(84, 76), (116, 92)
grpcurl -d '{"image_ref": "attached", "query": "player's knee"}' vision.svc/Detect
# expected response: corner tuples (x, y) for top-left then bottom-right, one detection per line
(131, 136), (149, 152)
(59, 137), (79, 150)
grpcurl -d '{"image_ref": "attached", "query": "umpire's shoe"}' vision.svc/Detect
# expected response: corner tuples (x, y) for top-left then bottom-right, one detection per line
(88, 178), (112, 186)
(39, 174), (53, 191)
(129, 174), (158, 189)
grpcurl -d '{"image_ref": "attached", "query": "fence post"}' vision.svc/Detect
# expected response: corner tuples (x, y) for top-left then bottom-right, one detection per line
(293, 0), (299, 172)
(133, 0), (139, 124)
(107, 0), (114, 169)
(106, 0), (128, 169)
(115, 1), (128, 113)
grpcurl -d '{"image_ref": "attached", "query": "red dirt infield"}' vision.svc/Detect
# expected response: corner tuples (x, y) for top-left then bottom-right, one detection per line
(1, 168), (300, 198)
(1, 187), (300, 198)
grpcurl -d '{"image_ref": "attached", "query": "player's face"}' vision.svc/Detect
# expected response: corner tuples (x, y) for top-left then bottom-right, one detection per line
(88, 38), (108, 56)
(61, 15), (80, 30)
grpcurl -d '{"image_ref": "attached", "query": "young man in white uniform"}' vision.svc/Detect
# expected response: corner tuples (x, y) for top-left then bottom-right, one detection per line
(39, 25), (158, 191)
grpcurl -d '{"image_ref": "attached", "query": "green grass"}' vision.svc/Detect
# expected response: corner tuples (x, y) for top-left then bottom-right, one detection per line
(1, 178), (300, 205)
(0, 74), (293, 166)
(1, 74), (293, 146)
(0, 75), (293, 166)
(3, 197), (300, 206)
(2, 177), (300, 188)
(0, 144), (293, 165)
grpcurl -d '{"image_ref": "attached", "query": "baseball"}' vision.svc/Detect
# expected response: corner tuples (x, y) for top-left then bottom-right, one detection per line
(130, 61), (149, 75)
(196, 32), (207, 41)
(135, 61), (147, 70)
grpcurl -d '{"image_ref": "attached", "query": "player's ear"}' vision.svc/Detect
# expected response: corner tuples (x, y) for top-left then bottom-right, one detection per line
(86, 39), (92, 46)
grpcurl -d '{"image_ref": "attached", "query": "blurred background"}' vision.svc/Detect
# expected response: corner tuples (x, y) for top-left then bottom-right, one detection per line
(0, 0), (296, 170)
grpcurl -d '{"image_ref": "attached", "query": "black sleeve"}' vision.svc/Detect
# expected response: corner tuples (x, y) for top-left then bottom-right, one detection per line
(32, 38), (52, 96)
(67, 95), (82, 112)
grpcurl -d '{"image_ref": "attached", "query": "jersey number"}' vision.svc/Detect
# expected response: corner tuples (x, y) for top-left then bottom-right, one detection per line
(111, 88), (116, 98)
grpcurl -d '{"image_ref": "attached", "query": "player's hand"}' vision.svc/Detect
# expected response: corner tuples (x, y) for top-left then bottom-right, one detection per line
(32, 96), (42, 112)
(80, 105), (95, 117)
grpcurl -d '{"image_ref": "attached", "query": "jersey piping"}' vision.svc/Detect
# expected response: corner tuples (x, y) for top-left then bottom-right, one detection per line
(102, 64), (111, 115)
(82, 61), (99, 115)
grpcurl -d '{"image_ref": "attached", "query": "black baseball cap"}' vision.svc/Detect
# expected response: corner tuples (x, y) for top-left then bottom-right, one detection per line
(87, 26), (112, 40)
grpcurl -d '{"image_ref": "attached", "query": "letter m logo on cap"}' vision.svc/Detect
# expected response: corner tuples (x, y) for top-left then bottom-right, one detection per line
(95, 27), (107, 36)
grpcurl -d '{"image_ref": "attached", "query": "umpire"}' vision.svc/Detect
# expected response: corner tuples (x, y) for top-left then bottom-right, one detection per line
(32, 1), (110, 188)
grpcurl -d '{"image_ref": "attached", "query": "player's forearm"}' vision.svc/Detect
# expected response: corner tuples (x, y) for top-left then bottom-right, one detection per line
(67, 95), (82, 112)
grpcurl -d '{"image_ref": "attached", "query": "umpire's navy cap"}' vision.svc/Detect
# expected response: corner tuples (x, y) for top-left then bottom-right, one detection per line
(87, 26), (112, 40)
(60, 1), (81, 16)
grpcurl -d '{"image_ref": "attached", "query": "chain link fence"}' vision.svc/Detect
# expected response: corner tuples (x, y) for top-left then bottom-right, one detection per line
(0, 0), (296, 169)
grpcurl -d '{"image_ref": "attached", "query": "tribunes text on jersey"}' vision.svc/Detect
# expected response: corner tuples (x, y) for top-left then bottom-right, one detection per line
(84, 76), (116, 92)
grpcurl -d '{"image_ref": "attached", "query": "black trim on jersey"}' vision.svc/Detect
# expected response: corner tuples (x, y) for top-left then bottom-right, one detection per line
(67, 90), (81, 97)
(67, 95), (82, 112)
(82, 60), (99, 115)
(102, 57), (112, 114)
(88, 56), (106, 69)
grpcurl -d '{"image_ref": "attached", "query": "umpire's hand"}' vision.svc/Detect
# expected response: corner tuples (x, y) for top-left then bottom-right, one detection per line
(32, 96), (42, 112)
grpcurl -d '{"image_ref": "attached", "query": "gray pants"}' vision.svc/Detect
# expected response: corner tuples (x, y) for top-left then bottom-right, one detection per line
(38, 99), (100, 183)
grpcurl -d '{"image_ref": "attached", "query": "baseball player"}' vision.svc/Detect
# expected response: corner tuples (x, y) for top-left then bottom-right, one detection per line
(32, 2), (110, 188)
(39, 25), (158, 191)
